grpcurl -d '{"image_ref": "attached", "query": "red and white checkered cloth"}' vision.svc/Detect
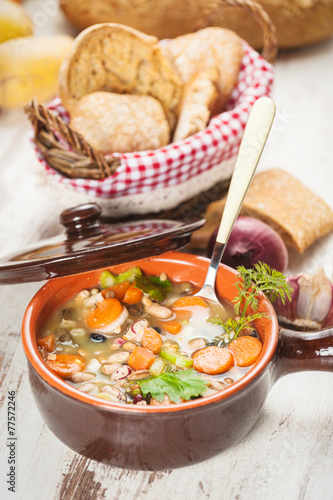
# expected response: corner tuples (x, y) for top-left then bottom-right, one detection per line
(33, 41), (274, 200)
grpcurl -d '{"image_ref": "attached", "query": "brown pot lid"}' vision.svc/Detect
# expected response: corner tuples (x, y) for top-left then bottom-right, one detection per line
(0, 203), (205, 285)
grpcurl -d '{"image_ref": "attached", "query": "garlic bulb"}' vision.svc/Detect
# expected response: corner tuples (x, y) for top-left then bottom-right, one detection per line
(274, 268), (333, 329)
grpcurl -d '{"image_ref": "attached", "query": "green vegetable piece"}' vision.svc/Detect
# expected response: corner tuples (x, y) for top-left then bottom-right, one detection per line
(138, 369), (208, 403)
(100, 266), (142, 289)
(100, 270), (117, 289)
(118, 266), (142, 283)
(149, 356), (166, 377)
(160, 346), (193, 368)
(134, 274), (171, 302)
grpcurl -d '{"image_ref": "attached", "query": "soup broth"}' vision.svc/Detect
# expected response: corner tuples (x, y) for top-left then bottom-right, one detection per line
(37, 267), (262, 405)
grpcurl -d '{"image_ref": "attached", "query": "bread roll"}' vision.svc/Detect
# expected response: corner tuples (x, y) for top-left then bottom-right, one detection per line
(58, 23), (182, 131)
(162, 28), (243, 115)
(60, 0), (333, 50)
(70, 92), (170, 154)
(173, 69), (219, 142)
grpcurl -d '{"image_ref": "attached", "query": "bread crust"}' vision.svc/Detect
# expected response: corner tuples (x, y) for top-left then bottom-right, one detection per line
(70, 91), (170, 154)
(58, 23), (182, 131)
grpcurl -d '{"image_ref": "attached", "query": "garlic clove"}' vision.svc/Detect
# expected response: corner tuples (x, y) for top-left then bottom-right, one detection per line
(273, 267), (333, 330)
(297, 269), (332, 322)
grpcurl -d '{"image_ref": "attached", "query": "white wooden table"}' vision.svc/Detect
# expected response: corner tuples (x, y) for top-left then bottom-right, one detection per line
(0, 2), (333, 499)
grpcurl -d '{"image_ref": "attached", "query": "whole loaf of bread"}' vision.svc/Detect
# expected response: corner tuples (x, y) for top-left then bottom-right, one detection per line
(60, 0), (333, 49)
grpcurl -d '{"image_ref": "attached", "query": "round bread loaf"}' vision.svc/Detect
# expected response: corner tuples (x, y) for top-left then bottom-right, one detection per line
(70, 92), (170, 154)
(60, 0), (333, 49)
(58, 23), (182, 132)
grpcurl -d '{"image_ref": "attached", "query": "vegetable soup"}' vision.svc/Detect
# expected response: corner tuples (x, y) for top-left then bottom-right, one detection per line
(37, 266), (263, 405)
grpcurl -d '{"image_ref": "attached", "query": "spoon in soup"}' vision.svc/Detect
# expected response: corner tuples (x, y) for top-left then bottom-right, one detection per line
(195, 97), (276, 314)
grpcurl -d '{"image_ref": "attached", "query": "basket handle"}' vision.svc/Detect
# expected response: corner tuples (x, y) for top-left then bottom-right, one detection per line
(194, 0), (277, 64)
(25, 99), (120, 179)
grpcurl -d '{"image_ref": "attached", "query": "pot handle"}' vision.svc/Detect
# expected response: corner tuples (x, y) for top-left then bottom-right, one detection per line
(273, 326), (333, 382)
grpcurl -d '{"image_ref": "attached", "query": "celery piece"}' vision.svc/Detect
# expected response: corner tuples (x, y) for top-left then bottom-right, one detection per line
(99, 266), (142, 289)
(100, 270), (117, 289)
(149, 357), (166, 376)
(118, 266), (142, 283)
(160, 347), (193, 368)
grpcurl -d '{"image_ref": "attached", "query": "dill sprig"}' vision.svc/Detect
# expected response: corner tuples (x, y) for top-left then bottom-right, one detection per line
(209, 313), (267, 347)
(233, 262), (293, 317)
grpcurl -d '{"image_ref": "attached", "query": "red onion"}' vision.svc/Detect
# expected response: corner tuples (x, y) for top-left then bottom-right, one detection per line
(208, 216), (288, 273)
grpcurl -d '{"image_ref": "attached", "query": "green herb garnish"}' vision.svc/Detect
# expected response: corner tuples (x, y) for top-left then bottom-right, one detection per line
(134, 274), (171, 302)
(209, 313), (267, 347)
(138, 369), (208, 403)
(208, 262), (291, 345)
(233, 262), (293, 317)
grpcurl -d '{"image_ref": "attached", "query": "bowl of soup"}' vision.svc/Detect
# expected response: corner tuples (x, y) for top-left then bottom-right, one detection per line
(21, 252), (333, 470)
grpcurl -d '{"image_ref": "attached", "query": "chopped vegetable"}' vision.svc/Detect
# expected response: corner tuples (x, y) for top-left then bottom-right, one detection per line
(172, 296), (208, 310)
(100, 266), (142, 289)
(138, 369), (208, 403)
(134, 274), (171, 302)
(192, 346), (234, 375)
(171, 295), (208, 321)
(128, 346), (156, 371)
(102, 281), (130, 300)
(160, 346), (193, 368)
(123, 282), (144, 304)
(160, 319), (182, 335)
(142, 327), (163, 354)
(37, 334), (55, 353)
(45, 353), (85, 379)
(149, 356), (166, 376)
(228, 335), (262, 367)
(85, 298), (123, 329)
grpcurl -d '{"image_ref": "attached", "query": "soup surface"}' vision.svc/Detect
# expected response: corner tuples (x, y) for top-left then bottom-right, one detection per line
(37, 267), (263, 405)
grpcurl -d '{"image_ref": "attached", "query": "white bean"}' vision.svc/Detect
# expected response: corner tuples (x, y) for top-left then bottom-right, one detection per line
(101, 363), (122, 375)
(144, 302), (172, 319)
(78, 383), (97, 394)
(106, 351), (129, 364)
(71, 372), (95, 383)
(111, 365), (132, 381)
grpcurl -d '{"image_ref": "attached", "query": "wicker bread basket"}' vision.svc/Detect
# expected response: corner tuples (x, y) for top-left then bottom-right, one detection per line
(26, 0), (277, 219)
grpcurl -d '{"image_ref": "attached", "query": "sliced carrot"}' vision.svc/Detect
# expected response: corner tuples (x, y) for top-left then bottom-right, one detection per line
(228, 336), (262, 367)
(192, 346), (234, 375)
(86, 298), (122, 328)
(102, 281), (130, 301)
(37, 334), (55, 353)
(171, 295), (208, 321)
(128, 346), (155, 371)
(160, 319), (182, 335)
(142, 328), (163, 354)
(123, 282), (143, 304)
(45, 353), (85, 379)
(172, 296), (208, 310)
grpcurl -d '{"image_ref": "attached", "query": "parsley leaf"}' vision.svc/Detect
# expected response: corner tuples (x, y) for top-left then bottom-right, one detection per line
(138, 369), (208, 403)
(134, 274), (171, 302)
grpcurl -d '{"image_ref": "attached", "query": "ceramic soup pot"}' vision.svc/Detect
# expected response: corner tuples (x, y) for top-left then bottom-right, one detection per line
(22, 252), (333, 470)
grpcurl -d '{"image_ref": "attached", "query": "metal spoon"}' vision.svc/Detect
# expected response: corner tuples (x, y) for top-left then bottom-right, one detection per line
(195, 97), (276, 312)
